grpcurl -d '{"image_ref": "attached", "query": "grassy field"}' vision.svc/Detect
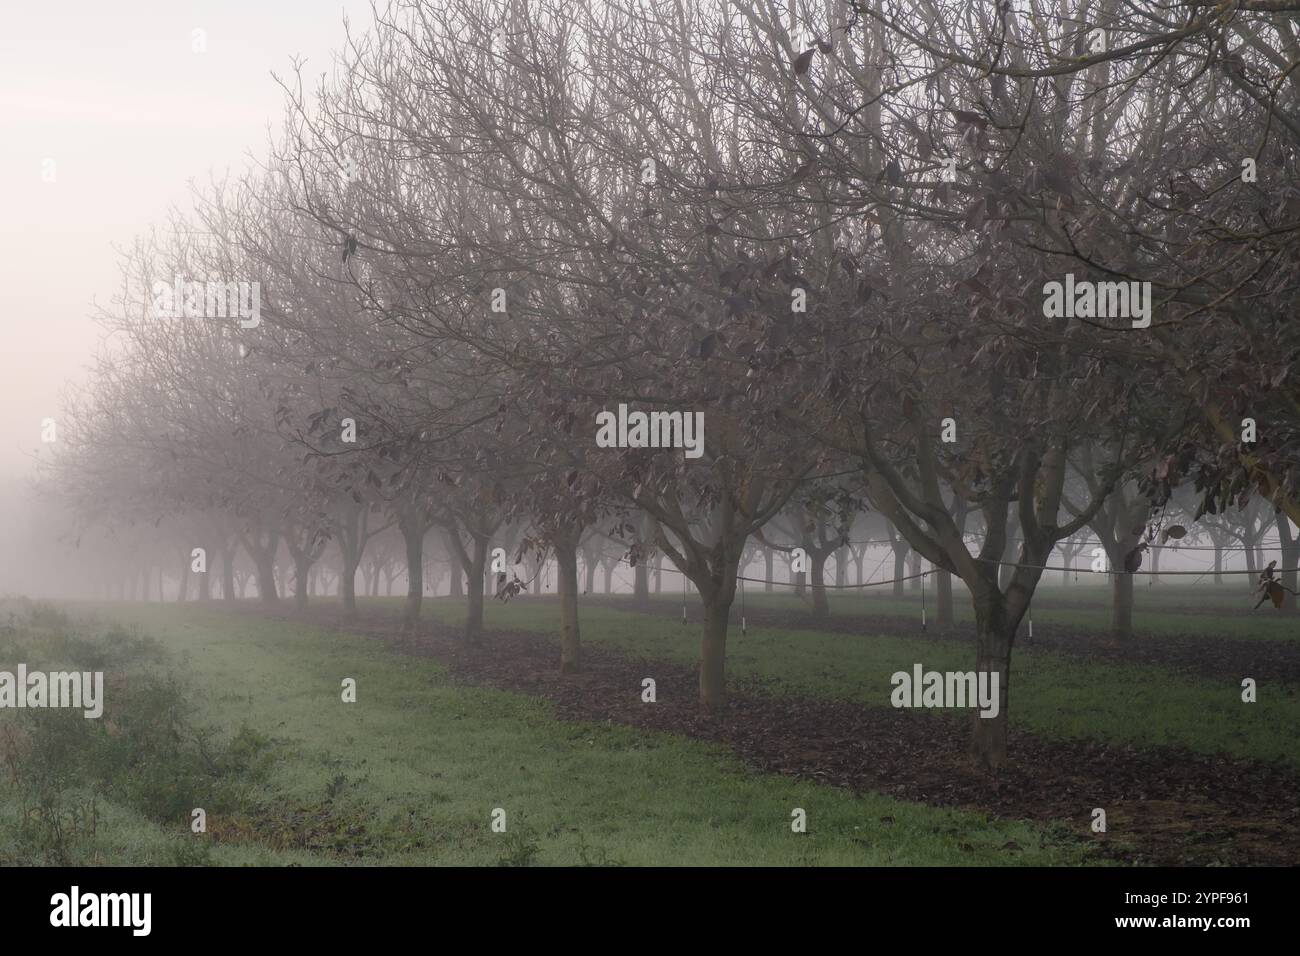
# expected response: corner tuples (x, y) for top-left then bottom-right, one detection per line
(622, 580), (1300, 641)
(419, 588), (1300, 766)
(0, 600), (1095, 866)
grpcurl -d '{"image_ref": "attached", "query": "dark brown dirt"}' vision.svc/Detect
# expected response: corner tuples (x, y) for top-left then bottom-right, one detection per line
(248, 603), (1300, 867)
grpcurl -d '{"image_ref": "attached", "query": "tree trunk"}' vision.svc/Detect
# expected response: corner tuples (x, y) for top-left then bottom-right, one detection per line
(1277, 515), (1298, 612)
(810, 550), (829, 619)
(341, 560), (358, 614)
(653, 552), (663, 592)
(970, 610), (1013, 771)
(936, 569), (954, 628)
(633, 559), (649, 599)
(257, 556), (279, 602)
(700, 597), (730, 714)
(793, 568), (806, 598)
(337, 523), (363, 615)
(584, 555), (597, 594)
(764, 548), (774, 593)
(221, 546), (235, 602)
(401, 523), (424, 628)
(602, 561), (614, 594)
(891, 545), (907, 597)
(177, 553), (190, 602)
(1213, 545), (1223, 585)
(293, 556), (310, 611)
(464, 535), (487, 645)
(196, 549), (212, 600)
(556, 532), (581, 672)
(835, 547), (848, 588)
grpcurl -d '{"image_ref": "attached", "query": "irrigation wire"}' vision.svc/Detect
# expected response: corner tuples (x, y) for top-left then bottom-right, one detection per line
(647, 557), (1297, 590)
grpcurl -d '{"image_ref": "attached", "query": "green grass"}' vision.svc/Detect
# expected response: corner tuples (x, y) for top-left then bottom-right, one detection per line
(413, 591), (1300, 767)
(717, 582), (1300, 643)
(0, 603), (1096, 866)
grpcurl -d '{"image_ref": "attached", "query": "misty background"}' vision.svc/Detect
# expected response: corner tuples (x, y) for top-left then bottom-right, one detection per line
(1, 0), (371, 595)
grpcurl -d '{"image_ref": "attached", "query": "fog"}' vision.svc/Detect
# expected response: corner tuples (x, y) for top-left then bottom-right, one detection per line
(0, 1), (372, 595)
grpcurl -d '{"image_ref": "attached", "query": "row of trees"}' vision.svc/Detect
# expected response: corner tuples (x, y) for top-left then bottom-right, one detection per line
(68, 512), (1297, 599)
(34, 480), (1292, 605)
(44, 0), (1300, 769)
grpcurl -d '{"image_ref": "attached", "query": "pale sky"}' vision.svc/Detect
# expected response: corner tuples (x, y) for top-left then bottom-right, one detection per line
(0, 0), (375, 481)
